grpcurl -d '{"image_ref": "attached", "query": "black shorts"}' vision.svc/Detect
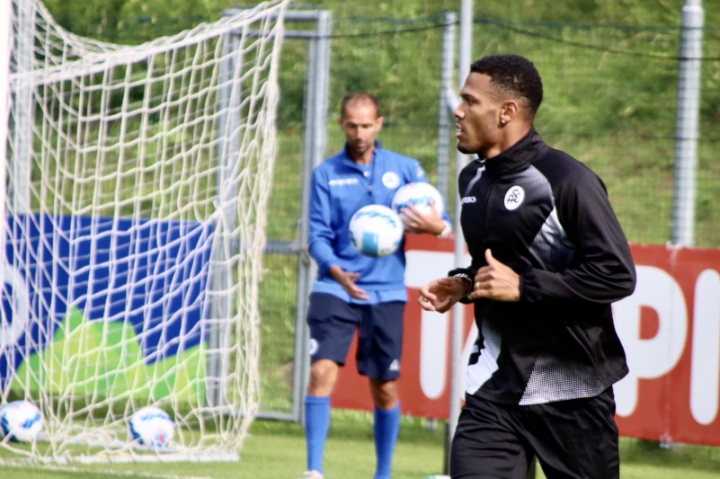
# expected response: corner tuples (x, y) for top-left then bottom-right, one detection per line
(451, 388), (619, 479)
(306, 293), (404, 381)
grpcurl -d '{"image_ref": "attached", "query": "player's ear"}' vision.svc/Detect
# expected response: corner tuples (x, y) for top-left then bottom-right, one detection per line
(376, 115), (385, 129)
(500, 100), (519, 124)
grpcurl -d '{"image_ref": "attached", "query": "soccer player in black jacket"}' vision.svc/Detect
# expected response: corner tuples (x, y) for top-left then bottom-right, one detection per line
(419, 54), (636, 479)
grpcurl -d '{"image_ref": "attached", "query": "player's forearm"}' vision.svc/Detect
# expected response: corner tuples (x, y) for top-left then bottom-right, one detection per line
(308, 239), (337, 276)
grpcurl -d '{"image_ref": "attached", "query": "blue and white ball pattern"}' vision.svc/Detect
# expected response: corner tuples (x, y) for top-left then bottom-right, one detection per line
(0, 400), (43, 443)
(348, 204), (404, 257)
(128, 406), (175, 448)
(391, 182), (445, 229)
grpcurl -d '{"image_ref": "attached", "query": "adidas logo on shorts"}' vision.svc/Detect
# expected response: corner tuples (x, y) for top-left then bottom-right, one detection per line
(388, 359), (400, 372)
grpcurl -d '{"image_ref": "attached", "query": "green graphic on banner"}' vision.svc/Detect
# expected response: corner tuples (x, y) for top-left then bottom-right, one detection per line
(12, 306), (206, 403)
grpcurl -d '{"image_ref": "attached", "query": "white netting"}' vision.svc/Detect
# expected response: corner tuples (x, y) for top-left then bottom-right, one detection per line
(0, 0), (288, 462)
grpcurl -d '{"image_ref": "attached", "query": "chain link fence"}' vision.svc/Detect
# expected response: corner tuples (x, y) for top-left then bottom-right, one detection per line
(320, 14), (720, 248)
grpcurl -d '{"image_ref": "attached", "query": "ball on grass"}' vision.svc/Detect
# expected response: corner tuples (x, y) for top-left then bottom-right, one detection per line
(128, 406), (175, 448)
(0, 400), (43, 443)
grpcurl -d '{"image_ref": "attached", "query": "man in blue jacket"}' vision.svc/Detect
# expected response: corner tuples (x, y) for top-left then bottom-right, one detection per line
(299, 92), (452, 479)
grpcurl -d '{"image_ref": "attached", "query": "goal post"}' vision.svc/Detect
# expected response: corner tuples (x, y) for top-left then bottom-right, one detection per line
(1, 0), (289, 462)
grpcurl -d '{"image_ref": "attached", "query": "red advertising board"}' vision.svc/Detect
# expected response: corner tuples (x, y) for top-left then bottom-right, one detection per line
(330, 234), (720, 446)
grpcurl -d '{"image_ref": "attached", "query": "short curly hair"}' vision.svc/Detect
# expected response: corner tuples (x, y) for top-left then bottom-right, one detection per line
(470, 54), (543, 115)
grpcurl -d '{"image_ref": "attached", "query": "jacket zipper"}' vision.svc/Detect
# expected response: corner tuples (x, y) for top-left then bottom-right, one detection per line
(484, 178), (495, 235)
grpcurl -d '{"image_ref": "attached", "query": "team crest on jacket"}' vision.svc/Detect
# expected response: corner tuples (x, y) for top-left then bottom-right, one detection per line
(382, 172), (400, 189)
(504, 186), (525, 211)
(309, 338), (319, 356)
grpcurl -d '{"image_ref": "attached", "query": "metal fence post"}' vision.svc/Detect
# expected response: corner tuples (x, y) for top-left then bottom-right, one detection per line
(0, 0), (13, 255)
(447, 0), (473, 474)
(218, 8), (332, 422)
(671, 0), (704, 246)
(207, 30), (240, 409)
(293, 10), (332, 423)
(436, 12), (457, 205)
(11, 0), (34, 215)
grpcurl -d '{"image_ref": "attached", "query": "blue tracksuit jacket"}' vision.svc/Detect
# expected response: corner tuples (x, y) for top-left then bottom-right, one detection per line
(308, 142), (447, 304)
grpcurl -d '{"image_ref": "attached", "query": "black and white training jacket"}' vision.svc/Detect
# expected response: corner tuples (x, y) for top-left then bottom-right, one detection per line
(451, 128), (636, 406)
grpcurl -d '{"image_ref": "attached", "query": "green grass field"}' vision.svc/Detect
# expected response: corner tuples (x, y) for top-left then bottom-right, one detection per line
(2, 410), (720, 478)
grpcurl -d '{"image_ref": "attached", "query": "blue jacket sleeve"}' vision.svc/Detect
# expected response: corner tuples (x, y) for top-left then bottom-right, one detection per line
(307, 167), (337, 277)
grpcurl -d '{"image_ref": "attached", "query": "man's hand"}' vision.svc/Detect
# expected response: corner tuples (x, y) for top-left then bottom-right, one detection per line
(418, 276), (469, 313)
(329, 265), (369, 300)
(467, 249), (520, 302)
(400, 202), (446, 236)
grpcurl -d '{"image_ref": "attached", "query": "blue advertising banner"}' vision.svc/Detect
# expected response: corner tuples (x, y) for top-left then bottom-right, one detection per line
(0, 213), (214, 396)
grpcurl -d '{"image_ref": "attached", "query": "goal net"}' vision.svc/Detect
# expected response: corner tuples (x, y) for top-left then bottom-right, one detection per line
(0, 0), (288, 462)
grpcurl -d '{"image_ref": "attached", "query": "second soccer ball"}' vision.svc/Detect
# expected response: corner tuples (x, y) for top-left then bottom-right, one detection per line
(391, 182), (445, 228)
(128, 406), (175, 448)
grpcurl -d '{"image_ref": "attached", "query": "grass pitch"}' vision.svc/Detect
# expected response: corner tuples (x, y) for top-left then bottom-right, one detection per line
(2, 410), (720, 478)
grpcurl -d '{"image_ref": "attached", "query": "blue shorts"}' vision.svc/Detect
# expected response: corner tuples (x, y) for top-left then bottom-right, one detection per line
(306, 293), (405, 381)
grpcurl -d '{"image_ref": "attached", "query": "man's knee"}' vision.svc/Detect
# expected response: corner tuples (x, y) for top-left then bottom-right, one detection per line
(308, 359), (339, 395)
(369, 379), (398, 409)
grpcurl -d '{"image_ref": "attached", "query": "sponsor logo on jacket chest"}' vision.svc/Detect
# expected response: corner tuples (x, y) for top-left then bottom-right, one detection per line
(328, 177), (360, 186)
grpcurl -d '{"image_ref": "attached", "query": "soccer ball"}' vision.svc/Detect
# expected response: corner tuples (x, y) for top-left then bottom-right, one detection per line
(0, 400), (43, 443)
(128, 406), (175, 448)
(391, 182), (445, 228)
(348, 204), (404, 258)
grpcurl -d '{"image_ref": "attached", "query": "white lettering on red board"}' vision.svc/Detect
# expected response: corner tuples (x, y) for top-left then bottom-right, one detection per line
(613, 266), (688, 416)
(690, 270), (720, 425)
